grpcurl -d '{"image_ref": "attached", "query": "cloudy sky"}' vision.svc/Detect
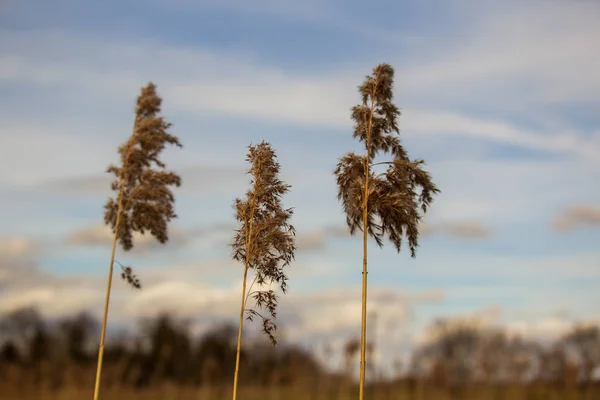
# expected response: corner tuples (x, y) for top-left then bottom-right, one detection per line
(1, 0), (599, 373)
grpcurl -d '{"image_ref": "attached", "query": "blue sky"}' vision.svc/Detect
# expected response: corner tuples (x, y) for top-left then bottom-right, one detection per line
(1, 0), (599, 373)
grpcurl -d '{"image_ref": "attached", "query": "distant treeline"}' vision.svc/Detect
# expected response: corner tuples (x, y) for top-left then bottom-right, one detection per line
(1, 307), (599, 396)
(0, 307), (323, 392)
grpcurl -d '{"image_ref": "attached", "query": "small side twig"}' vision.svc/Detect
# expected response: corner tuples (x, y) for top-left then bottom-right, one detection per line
(114, 260), (142, 290)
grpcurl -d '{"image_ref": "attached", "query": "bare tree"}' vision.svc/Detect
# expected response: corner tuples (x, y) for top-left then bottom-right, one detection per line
(344, 337), (361, 378)
(59, 311), (98, 365)
(334, 63), (439, 399)
(561, 323), (600, 385)
(230, 141), (296, 400)
(93, 82), (183, 400)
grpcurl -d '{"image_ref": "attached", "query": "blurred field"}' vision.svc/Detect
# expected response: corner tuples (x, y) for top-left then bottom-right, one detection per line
(2, 308), (600, 400)
(2, 382), (600, 400)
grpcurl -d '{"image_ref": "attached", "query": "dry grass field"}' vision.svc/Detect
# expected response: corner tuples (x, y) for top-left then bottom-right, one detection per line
(2, 380), (600, 400)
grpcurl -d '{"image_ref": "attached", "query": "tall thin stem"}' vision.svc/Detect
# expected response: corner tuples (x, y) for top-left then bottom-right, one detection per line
(232, 170), (260, 400)
(359, 134), (370, 400)
(232, 264), (249, 400)
(359, 74), (380, 400)
(92, 123), (136, 400)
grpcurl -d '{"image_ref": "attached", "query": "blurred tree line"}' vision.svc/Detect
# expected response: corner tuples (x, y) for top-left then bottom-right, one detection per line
(407, 317), (600, 398)
(0, 307), (322, 395)
(1, 307), (599, 397)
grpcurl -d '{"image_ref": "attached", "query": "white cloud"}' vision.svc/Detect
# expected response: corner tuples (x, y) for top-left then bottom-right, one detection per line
(1, 250), (597, 373)
(296, 230), (328, 251)
(421, 220), (492, 239)
(163, 78), (353, 129)
(439, 221), (491, 239)
(64, 222), (193, 254)
(552, 204), (600, 232)
(0, 261), (49, 289)
(294, 225), (354, 252)
(0, 123), (123, 185)
(122, 280), (239, 319)
(1, 13), (598, 236)
(0, 236), (36, 259)
(0, 29), (355, 128)
(2, 4), (599, 160)
(505, 315), (600, 344)
(423, 157), (600, 224)
(400, 1), (600, 105)
(0, 285), (99, 318)
(0, 258), (441, 356)
(280, 287), (444, 345)
(397, 251), (600, 281)
(403, 110), (600, 160)
(414, 304), (598, 349)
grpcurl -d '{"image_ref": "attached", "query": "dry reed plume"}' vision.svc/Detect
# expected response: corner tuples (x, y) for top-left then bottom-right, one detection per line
(230, 141), (296, 400)
(93, 82), (183, 400)
(334, 63), (439, 400)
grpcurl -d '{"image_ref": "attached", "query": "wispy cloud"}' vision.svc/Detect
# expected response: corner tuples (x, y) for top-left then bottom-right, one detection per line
(400, 1), (600, 104)
(0, 253), (440, 349)
(295, 225), (351, 252)
(2, 6), (599, 158)
(423, 158), (600, 224)
(34, 165), (250, 196)
(552, 204), (600, 232)
(403, 110), (600, 160)
(421, 221), (492, 239)
(0, 236), (38, 259)
(63, 221), (232, 255)
(295, 220), (492, 252)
